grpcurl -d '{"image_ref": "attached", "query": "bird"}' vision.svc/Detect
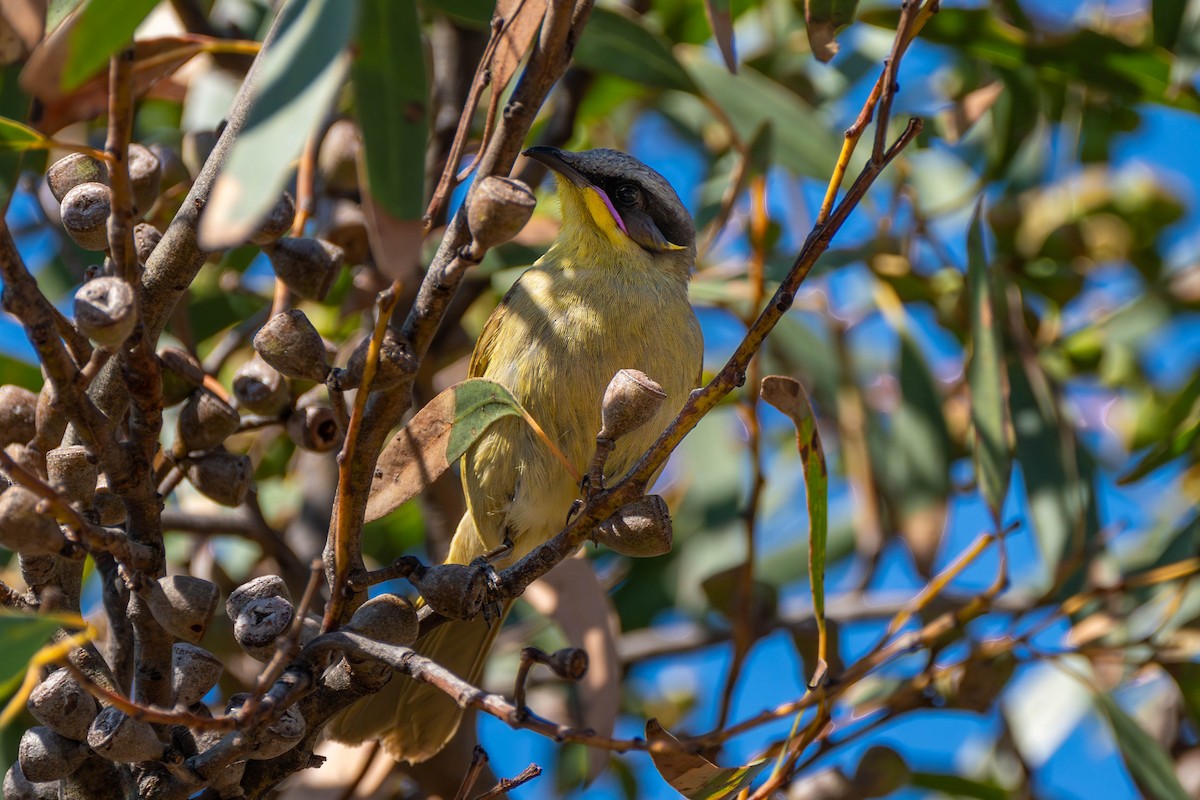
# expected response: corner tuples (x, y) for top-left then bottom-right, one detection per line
(328, 146), (704, 763)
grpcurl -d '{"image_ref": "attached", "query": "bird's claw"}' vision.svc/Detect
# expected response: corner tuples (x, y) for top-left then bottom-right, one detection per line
(467, 555), (505, 625)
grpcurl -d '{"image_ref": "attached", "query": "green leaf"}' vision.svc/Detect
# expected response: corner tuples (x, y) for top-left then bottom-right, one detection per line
(645, 719), (768, 799)
(61, 0), (160, 89)
(354, 0), (428, 220)
(0, 613), (67, 700)
(761, 375), (828, 683)
(805, 0), (861, 63)
(0, 115), (50, 151)
(574, 7), (696, 92)
(886, 335), (952, 518)
(966, 201), (1011, 521)
(421, 0), (493, 27)
(678, 46), (845, 178)
(1153, 0), (1189, 50)
(1094, 691), (1191, 800)
(703, 0), (736, 72)
(909, 772), (1010, 800)
(198, 0), (357, 250)
(367, 378), (527, 523)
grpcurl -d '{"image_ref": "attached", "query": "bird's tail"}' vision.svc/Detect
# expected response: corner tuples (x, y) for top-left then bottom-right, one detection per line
(326, 514), (507, 763)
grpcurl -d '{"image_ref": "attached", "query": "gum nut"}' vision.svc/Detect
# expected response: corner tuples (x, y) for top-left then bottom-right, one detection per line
(410, 563), (488, 621)
(224, 693), (306, 759)
(286, 398), (342, 453)
(184, 450), (253, 507)
(0, 487), (70, 555)
(226, 574), (291, 619)
(87, 707), (164, 763)
(177, 390), (240, 453)
(318, 119), (360, 196)
(93, 485), (126, 526)
(172, 643), (223, 707)
(250, 192), (296, 246)
(133, 222), (162, 265)
(252, 310), (330, 382)
(852, 745), (910, 798)
(0, 385), (37, 447)
(266, 237), (344, 301)
(158, 346), (203, 407)
(592, 495), (673, 558)
(60, 182), (112, 251)
(341, 327), (417, 391)
(5, 762), (58, 800)
(232, 355), (290, 416)
(127, 143), (162, 217)
(600, 369), (666, 440)
(150, 143), (188, 189)
(45, 445), (98, 505)
(18, 726), (89, 781)
(28, 669), (99, 741)
(146, 575), (220, 644)
(233, 595), (294, 661)
(323, 199), (370, 264)
(466, 176), (537, 250)
(47, 153), (108, 203)
(346, 593), (418, 647)
(74, 276), (136, 348)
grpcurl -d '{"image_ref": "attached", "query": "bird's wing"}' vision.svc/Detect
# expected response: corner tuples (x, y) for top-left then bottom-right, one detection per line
(467, 276), (525, 379)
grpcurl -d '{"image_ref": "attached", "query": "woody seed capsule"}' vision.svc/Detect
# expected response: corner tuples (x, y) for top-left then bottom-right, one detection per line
(346, 593), (419, 647)
(0, 385), (37, 447)
(225, 693), (306, 759)
(184, 450), (253, 507)
(74, 276), (136, 349)
(45, 445), (98, 505)
(253, 310), (330, 382)
(133, 222), (162, 265)
(467, 176), (537, 250)
(592, 494), (673, 558)
(4, 763), (57, 800)
(323, 199), (370, 264)
(18, 726), (88, 782)
(339, 327), (417, 391)
(600, 369), (666, 441)
(287, 386), (342, 453)
(60, 182), (112, 251)
(172, 643), (223, 707)
(0, 487), (69, 555)
(266, 237), (345, 301)
(177, 390), (241, 453)
(87, 707), (165, 763)
(158, 346), (203, 407)
(47, 153), (107, 203)
(232, 354), (290, 416)
(27, 669), (99, 741)
(233, 595), (294, 662)
(226, 574), (291, 619)
(145, 575), (220, 644)
(250, 192), (296, 246)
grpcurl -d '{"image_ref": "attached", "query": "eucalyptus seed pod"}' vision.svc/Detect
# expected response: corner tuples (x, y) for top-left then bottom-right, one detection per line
(45, 445), (98, 506)
(0, 385), (37, 447)
(410, 563), (490, 621)
(158, 346), (203, 407)
(171, 643), (223, 707)
(250, 192), (296, 247)
(4, 442), (42, 475)
(60, 182), (112, 251)
(133, 222), (162, 265)
(232, 354), (290, 416)
(177, 390), (240, 453)
(150, 143), (188, 190)
(18, 726), (88, 782)
(318, 119), (360, 196)
(47, 153), (107, 203)
(87, 706), (165, 763)
(33, 384), (66, 454)
(74, 276), (136, 348)
(28, 669), (99, 741)
(62, 756), (131, 800)
(225, 693), (307, 759)
(323, 199), (370, 264)
(467, 176), (537, 250)
(226, 574), (291, 619)
(599, 369), (666, 441)
(345, 593), (419, 647)
(0, 487), (69, 555)
(183, 450), (253, 507)
(92, 476), (126, 526)
(592, 494), (673, 557)
(3, 763), (57, 800)
(339, 327), (417, 391)
(253, 310), (330, 382)
(266, 237), (344, 301)
(286, 387), (342, 453)
(145, 575), (220, 644)
(851, 745), (910, 799)
(191, 727), (246, 796)
(232, 594), (293, 661)
(127, 143), (162, 217)
(539, 647), (589, 681)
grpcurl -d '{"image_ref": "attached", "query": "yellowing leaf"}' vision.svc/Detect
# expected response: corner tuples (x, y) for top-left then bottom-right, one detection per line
(646, 719), (767, 799)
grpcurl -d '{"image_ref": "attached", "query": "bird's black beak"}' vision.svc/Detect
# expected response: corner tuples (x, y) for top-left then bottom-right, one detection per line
(522, 146), (591, 188)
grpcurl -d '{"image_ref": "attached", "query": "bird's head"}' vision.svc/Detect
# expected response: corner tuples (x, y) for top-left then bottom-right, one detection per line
(522, 146), (695, 274)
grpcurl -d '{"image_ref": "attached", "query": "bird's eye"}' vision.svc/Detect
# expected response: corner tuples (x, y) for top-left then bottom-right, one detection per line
(613, 182), (641, 207)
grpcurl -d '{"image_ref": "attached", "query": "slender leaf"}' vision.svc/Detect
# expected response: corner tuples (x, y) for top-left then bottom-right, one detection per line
(198, 0), (356, 250)
(805, 0), (861, 62)
(703, 0), (736, 72)
(761, 375), (828, 683)
(58, 0), (159, 89)
(966, 201), (1011, 521)
(0, 114), (49, 151)
(1094, 691), (1191, 800)
(909, 772), (1009, 800)
(354, 0), (427, 220)
(0, 613), (64, 698)
(367, 378), (529, 522)
(574, 7), (696, 92)
(645, 719), (768, 799)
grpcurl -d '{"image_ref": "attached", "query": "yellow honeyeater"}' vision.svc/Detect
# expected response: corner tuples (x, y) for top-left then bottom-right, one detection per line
(329, 147), (704, 762)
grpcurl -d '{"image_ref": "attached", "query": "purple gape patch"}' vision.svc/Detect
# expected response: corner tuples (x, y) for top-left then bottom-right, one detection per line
(591, 186), (628, 235)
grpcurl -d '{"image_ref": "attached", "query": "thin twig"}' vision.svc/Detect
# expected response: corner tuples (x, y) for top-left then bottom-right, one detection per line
(474, 764), (542, 799)
(453, 746), (490, 800)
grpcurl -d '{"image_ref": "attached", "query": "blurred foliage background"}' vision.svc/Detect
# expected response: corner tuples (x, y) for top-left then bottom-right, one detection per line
(2, 0), (1200, 798)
